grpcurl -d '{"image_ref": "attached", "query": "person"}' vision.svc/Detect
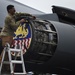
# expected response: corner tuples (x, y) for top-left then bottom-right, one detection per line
(0, 5), (26, 46)
(1, 5), (26, 36)
(0, 5), (26, 61)
(0, 5), (26, 73)
(0, 5), (36, 46)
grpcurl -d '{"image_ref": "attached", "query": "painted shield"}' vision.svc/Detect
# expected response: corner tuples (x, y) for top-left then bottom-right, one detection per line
(11, 22), (32, 56)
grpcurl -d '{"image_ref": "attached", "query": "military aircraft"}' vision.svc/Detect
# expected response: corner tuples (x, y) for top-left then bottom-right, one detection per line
(0, 0), (75, 74)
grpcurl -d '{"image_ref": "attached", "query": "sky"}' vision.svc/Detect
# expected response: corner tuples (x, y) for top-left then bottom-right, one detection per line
(15, 0), (75, 13)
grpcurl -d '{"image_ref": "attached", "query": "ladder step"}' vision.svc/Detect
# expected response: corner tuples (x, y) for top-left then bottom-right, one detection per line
(13, 73), (26, 75)
(11, 60), (23, 64)
(10, 48), (21, 52)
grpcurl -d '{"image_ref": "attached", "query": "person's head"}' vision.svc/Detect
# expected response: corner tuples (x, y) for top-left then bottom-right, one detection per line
(7, 5), (16, 15)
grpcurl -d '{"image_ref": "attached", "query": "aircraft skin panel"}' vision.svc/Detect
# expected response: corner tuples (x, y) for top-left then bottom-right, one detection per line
(37, 13), (59, 21)
(47, 21), (75, 71)
(23, 21), (75, 74)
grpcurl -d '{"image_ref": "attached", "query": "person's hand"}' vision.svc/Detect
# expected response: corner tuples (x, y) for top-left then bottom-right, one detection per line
(20, 19), (26, 23)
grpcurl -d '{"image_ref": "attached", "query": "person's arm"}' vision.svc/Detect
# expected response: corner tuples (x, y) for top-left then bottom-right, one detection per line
(5, 16), (25, 30)
(5, 16), (20, 28)
(15, 12), (36, 20)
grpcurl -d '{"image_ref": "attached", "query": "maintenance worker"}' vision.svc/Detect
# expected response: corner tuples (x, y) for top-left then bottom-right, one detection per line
(0, 4), (36, 48)
(0, 5), (26, 46)
(0, 5), (26, 72)
(0, 5), (36, 74)
(1, 5), (26, 36)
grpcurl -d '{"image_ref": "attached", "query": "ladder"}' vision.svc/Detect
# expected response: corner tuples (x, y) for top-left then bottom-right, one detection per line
(0, 43), (27, 75)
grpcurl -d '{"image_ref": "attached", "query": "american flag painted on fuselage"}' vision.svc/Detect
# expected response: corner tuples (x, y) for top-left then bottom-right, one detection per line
(11, 38), (31, 56)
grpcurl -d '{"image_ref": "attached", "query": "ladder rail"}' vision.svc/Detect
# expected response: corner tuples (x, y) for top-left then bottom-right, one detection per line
(8, 48), (14, 74)
(0, 50), (5, 74)
(21, 49), (26, 73)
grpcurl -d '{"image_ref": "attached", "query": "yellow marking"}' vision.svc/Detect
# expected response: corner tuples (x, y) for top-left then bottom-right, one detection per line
(14, 23), (28, 39)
